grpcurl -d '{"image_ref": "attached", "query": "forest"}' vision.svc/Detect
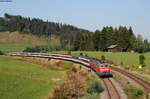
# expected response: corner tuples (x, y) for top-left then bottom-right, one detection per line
(0, 13), (150, 52)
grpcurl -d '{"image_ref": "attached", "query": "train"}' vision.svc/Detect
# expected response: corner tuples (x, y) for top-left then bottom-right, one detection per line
(89, 59), (111, 77)
(9, 52), (111, 77)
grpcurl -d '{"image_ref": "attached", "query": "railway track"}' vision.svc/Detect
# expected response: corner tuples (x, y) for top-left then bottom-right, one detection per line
(111, 66), (150, 91)
(102, 78), (121, 99)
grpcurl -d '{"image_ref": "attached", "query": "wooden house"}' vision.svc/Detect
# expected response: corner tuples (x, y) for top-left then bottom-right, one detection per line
(107, 45), (123, 52)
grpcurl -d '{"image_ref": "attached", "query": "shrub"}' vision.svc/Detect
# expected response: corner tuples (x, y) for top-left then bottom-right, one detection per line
(135, 90), (144, 97)
(125, 87), (144, 98)
(101, 55), (106, 62)
(85, 54), (88, 57)
(124, 65), (130, 70)
(123, 65), (138, 70)
(139, 55), (145, 66)
(51, 73), (86, 99)
(88, 69), (91, 72)
(87, 80), (103, 94)
(80, 53), (83, 56)
(79, 65), (82, 69)
(23, 45), (49, 52)
(0, 50), (4, 55)
(72, 67), (77, 72)
(48, 58), (51, 61)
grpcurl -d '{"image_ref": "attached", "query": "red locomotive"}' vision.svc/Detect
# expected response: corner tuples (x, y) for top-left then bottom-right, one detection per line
(90, 59), (111, 77)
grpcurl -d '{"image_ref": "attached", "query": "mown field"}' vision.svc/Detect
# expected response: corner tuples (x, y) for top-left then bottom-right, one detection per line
(0, 44), (34, 52)
(0, 56), (66, 99)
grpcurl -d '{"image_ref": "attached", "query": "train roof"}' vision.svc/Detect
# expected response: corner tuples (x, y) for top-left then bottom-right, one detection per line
(90, 58), (105, 64)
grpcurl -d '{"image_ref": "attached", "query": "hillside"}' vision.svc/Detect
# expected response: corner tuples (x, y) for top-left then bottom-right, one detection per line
(0, 32), (46, 52)
(0, 32), (44, 44)
(0, 31), (61, 52)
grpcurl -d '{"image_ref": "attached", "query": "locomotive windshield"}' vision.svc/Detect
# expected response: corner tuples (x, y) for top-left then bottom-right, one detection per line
(100, 65), (108, 68)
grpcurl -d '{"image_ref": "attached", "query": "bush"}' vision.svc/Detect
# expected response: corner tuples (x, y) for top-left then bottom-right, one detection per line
(80, 53), (83, 56)
(79, 65), (82, 69)
(51, 73), (86, 99)
(123, 65), (138, 70)
(124, 65), (130, 70)
(101, 55), (105, 62)
(72, 67), (77, 72)
(48, 58), (51, 61)
(85, 54), (88, 57)
(0, 50), (4, 55)
(23, 45), (49, 52)
(139, 55), (145, 66)
(125, 87), (144, 98)
(87, 80), (103, 94)
(135, 90), (144, 97)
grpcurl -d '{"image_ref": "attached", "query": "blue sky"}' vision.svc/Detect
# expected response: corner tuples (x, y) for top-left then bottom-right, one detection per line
(0, 0), (150, 40)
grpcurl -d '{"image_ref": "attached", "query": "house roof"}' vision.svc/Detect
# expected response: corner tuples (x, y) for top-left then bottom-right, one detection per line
(107, 44), (122, 49)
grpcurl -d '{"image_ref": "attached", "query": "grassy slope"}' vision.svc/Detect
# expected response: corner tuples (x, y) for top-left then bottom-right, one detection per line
(53, 51), (150, 66)
(0, 32), (45, 52)
(0, 32), (61, 52)
(0, 56), (66, 99)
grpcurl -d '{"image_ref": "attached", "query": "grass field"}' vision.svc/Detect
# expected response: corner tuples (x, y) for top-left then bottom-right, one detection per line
(53, 51), (150, 66)
(0, 56), (66, 99)
(0, 44), (35, 52)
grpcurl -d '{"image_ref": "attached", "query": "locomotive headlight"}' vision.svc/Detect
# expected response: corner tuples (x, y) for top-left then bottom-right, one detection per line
(105, 69), (109, 71)
(100, 69), (104, 71)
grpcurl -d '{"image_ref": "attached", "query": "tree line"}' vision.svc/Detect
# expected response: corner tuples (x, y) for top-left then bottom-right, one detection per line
(0, 13), (149, 52)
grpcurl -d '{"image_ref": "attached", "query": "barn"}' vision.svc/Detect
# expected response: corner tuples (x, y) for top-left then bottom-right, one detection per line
(107, 45), (123, 52)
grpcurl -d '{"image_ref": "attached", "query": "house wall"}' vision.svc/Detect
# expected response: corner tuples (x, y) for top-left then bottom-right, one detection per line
(108, 47), (123, 52)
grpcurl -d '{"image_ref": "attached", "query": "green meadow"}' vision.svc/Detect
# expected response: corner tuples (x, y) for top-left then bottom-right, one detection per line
(0, 56), (66, 99)
(0, 44), (34, 52)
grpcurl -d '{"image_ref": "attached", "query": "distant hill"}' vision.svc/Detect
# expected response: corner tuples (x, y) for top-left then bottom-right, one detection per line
(0, 13), (92, 51)
(0, 13), (90, 36)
